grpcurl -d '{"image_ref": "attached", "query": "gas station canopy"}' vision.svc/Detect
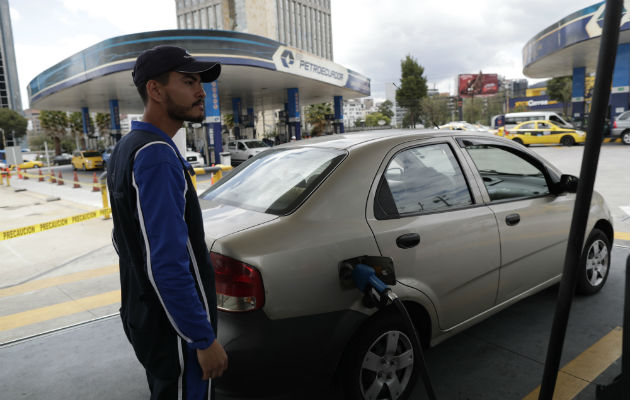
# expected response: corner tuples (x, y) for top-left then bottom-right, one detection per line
(522, 1), (630, 78)
(28, 30), (371, 114)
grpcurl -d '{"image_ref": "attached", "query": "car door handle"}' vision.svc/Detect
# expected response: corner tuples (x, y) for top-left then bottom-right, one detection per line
(396, 233), (420, 249)
(505, 213), (520, 226)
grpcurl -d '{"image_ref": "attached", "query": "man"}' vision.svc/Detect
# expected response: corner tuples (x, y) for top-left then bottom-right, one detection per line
(107, 45), (227, 400)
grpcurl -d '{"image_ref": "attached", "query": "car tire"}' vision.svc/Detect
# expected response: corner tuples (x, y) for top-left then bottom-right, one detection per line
(512, 138), (523, 145)
(561, 136), (575, 146)
(622, 130), (630, 145)
(340, 311), (421, 400)
(576, 228), (611, 295)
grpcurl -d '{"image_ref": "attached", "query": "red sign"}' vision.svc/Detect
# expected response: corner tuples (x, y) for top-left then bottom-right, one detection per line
(458, 73), (499, 97)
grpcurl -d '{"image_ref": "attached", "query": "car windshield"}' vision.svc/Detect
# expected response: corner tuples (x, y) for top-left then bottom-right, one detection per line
(244, 141), (269, 148)
(83, 151), (101, 157)
(200, 147), (345, 215)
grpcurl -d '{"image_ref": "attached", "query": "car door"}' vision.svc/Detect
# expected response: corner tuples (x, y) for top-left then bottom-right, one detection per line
(227, 141), (239, 161)
(366, 139), (501, 330)
(516, 122), (537, 144)
(459, 139), (573, 303)
(537, 121), (556, 144)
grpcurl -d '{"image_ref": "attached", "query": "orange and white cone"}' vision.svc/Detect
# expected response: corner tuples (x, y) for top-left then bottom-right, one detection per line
(73, 171), (81, 188)
(17, 167), (22, 179)
(92, 172), (100, 192)
(38, 169), (44, 182)
(58, 171), (64, 185)
(50, 169), (56, 183)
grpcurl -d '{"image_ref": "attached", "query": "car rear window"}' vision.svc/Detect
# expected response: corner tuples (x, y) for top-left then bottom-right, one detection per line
(200, 147), (345, 215)
(83, 151), (101, 157)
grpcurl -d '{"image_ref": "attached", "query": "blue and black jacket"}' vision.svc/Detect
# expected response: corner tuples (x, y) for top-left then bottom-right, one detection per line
(108, 121), (217, 378)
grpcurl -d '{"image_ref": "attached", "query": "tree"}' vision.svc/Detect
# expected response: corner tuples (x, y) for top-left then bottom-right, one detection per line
(377, 100), (394, 119)
(420, 96), (450, 128)
(305, 103), (332, 136)
(0, 108), (28, 149)
(365, 112), (390, 127)
(547, 76), (573, 119)
(39, 110), (68, 155)
(395, 55), (428, 128)
(95, 113), (111, 139)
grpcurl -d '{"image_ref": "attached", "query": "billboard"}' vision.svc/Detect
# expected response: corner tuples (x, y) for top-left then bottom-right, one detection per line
(458, 73), (499, 97)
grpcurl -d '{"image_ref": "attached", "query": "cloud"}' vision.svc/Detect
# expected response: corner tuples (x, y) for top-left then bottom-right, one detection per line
(60, 0), (176, 33)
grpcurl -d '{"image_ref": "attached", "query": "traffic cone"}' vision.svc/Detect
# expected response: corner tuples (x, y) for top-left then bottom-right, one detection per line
(50, 169), (56, 183)
(92, 172), (100, 192)
(17, 167), (22, 179)
(58, 171), (64, 185)
(38, 169), (44, 182)
(73, 171), (81, 188)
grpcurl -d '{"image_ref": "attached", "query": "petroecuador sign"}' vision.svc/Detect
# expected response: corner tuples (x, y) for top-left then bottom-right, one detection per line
(273, 46), (347, 86)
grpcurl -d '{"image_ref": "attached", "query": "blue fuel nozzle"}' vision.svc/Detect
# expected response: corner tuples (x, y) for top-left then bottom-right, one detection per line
(352, 263), (388, 294)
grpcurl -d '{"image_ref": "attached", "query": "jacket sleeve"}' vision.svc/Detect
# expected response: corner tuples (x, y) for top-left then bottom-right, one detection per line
(133, 143), (215, 349)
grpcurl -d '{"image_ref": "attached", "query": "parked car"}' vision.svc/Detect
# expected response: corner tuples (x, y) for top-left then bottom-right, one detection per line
(71, 150), (104, 170)
(227, 139), (271, 163)
(185, 149), (205, 167)
(497, 120), (586, 146)
(612, 110), (630, 145)
(198, 130), (613, 399)
(101, 147), (114, 167)
(10, 160), (43, 169)
(52, 153), (72, 166)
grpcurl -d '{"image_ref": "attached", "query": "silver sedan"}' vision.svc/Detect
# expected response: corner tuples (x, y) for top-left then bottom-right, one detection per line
(199, 130), (613, 400)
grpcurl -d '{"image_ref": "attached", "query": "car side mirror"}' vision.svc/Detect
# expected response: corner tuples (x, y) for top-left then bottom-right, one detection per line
(559, 174), (578, 193)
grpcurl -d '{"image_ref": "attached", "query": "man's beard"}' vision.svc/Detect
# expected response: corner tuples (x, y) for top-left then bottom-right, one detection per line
(166, 94), (205, 123)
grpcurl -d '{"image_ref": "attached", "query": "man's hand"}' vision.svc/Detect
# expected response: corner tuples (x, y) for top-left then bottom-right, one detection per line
(197, 340), (228, 380)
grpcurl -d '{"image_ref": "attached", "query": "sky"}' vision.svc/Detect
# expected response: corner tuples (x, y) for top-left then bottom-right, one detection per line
(9, 0), (601, 110)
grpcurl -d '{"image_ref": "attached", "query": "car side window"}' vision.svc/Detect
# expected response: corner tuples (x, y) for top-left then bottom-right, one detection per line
(520, 122), (535, 130)
(382, 143), (472, 215)
(228, 142), (236, 149)
(549, 115), (563, 124)
(465, 145), (549, 202)
(619, 111), (630, 121)
(238, 143), (246, 150)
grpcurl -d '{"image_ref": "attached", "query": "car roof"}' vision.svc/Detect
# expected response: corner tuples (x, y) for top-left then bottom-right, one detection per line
(274, 129), (493, 151)
(515, 120), (558, 125)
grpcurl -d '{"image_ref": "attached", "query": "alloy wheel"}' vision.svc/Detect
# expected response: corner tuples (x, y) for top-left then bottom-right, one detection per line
(585, 238), (609, 287)
(360, 330), (414, 400)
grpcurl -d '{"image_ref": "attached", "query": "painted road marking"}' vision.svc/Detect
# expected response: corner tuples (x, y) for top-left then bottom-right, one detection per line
(615, 231), (630, 241)
(0, 290), (121, 331)
(0, 264), (118, 299)
(523, 327), (622, 400)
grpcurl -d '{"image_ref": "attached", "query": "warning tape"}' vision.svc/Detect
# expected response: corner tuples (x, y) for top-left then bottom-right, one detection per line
(0, 208), (111, 241)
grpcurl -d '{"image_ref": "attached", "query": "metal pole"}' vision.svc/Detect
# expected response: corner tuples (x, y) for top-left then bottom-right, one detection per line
(538, 1), (622, 398)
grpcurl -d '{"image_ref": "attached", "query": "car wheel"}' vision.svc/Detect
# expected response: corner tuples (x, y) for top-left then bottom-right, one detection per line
(561, 136), (575, 146)
(512, 138), (523, 145)
(341, 312), (420, 400)
(622, 130), (630, 145)
(577, 228), (611, 295)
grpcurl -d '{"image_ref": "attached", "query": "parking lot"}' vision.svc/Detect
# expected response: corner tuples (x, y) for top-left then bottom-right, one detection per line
(0, 141), (628, 399)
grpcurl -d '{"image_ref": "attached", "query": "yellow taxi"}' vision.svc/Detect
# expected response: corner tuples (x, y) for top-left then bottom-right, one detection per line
(71, 150), (104, 170)
(497, 120), (586, 146)
(9, 160), (43, 169)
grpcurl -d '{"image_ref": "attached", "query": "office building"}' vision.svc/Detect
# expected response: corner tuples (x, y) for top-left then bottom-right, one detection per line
(0, 0), (22, 111)
(175, 0), (333, 60)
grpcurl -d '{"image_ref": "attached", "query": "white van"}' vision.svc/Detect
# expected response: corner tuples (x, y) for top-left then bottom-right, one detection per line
(492, 112), (573, 129)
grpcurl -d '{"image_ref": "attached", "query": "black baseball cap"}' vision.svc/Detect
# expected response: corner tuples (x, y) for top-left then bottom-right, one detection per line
(132, 45), (221, 87)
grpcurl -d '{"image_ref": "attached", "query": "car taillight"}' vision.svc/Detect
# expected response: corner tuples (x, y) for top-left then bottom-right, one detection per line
(211, 252), (265, 312)
(504, 130), (510, 135)
(613, 121), (617, 129)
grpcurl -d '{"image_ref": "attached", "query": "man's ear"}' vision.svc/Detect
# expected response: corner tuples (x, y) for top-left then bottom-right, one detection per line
(146, 80), (164, 103)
